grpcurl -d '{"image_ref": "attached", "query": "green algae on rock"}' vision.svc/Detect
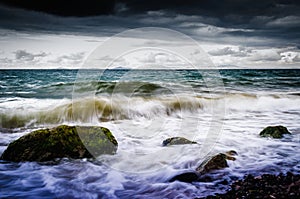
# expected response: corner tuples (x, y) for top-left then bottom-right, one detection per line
(259, 125), (291, 139)
(0, 125), (118, 162)
(162, 137), (197, 146)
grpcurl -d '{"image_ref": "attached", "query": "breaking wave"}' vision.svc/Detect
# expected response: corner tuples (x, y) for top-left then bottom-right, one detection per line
(1, 92), (299, 129)
(0, 96), (204, 128)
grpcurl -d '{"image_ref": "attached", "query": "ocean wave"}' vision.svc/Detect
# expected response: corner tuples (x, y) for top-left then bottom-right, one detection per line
(1, 80), (174, 99)
(42, 81), (166, 95)
(1, 93), (299, 129)
(0, 96), (204, 128)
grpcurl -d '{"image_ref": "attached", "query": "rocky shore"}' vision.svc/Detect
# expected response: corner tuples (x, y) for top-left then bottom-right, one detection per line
(201, 172), (300, 199)
(1, 124), (298, 198)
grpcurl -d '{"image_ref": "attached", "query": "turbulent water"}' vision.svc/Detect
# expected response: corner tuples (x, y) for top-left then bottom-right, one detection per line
(0, 69), (300, 198)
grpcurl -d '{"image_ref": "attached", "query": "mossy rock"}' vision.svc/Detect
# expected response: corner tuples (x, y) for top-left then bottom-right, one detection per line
(259, 125), (291, 139)
(0, 125), (118, 162)
(162, 137), (197, 146)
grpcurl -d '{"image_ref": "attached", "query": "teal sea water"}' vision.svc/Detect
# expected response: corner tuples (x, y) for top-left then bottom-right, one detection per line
(0, 69), (300, 198)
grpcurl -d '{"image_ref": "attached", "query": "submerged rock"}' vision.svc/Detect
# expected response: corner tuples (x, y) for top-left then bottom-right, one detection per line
(0, 125), (118, 162)
(196, 150), (238, 175)
(169, 172), (199, 183)
(259, 125), (291, 139)
(162, 137), (197, 146)
(170, 150), (237, 183)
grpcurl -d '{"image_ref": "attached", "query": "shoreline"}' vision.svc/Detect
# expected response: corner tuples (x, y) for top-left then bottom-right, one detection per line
(200, 172), (300, 199)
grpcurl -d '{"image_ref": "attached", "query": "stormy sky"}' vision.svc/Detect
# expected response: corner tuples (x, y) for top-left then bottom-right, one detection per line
(0, 0), (300, 68)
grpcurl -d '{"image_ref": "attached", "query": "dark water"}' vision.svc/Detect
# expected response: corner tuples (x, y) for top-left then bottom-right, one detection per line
(1, 69), (300, 99)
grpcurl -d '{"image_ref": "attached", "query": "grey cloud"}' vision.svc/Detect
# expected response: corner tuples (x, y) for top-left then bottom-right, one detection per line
(0, 50), (48, 67)
(280, 51), (300, 63)
(50, 52), (85, 65)
(209, 47), (237, 56)
(138, 52), (180, 64)
(0, 57), (12, 64)
(94, 55), (127, 64)
(85, 39), (103, 43)
(248, 50), (281, 61)
(266, 16), (300, 28)
(293, 54), (300, 62)
(209, 46), (252, 57)
(14, 50), (47, 61)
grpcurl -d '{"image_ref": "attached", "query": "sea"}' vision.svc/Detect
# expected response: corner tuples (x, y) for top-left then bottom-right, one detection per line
(0, 69), (299, 198)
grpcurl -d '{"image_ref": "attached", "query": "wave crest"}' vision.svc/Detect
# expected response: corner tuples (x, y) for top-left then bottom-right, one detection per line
(0, 96), (204, 128)
(1, 92), (299, 129)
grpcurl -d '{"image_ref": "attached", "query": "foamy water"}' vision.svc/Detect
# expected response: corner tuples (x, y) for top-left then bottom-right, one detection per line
(0, 69), (300, 198)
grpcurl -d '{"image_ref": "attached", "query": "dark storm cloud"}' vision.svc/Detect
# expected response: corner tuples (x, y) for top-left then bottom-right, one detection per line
(0, 0), (115, 17)
(2, 0), (300, 20)
(116, 0), (300, 29)
(117, 0), (300, 46)
(118, 0), (276, 17)
(0, 5), (132, 36)
(0, 0), (299, 48)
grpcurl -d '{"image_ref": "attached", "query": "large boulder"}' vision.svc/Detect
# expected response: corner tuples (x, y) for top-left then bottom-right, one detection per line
(0, 125), (118, 162)
(259, 125), (291, 139)
(162, 137), (197, 146)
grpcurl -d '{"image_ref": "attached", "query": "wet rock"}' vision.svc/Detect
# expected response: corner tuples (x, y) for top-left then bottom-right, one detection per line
(196, 150), (237, 175)
(169, 172), (199, 183)
(169, 150), (237, 183)
(259, 125), (291, 139)
(201, 172), (300, 199)
(162, 137), (197, 146)
(0, 125), (118, 162)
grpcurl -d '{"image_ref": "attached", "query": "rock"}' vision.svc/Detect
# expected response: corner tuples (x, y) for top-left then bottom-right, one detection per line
(259, 125), (291, 139)
(169, 150), (237, 183)
(201, 173), (300, 199)
(169, 172), (199, 183)
(162, 137), (197, 146)
(0, 125), (118, 162)
(196, 150), (237, 175)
